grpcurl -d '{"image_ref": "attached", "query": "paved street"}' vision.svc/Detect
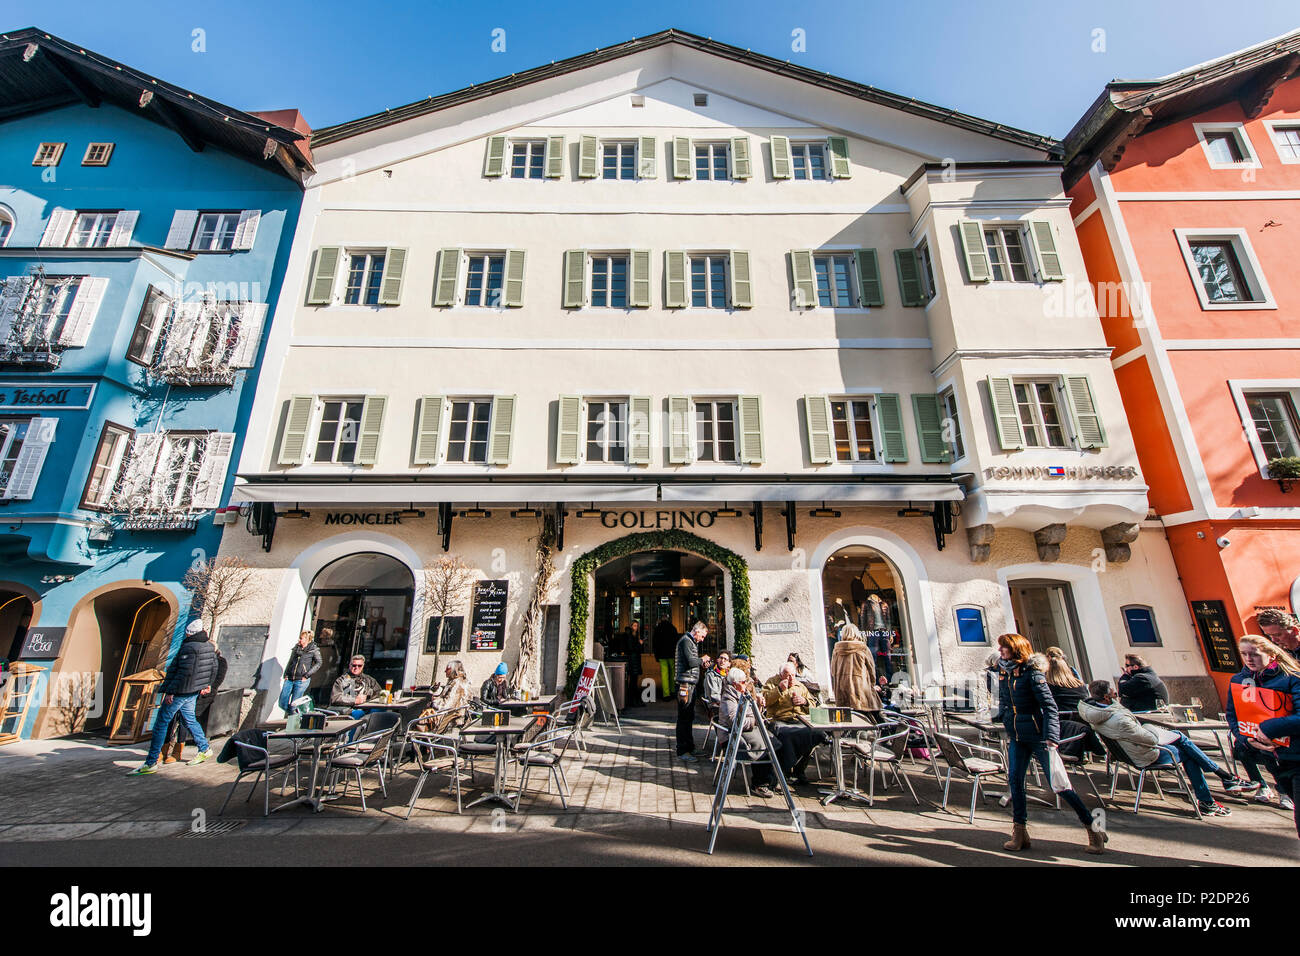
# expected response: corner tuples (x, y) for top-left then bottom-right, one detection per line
(0, 710), (1295, 867)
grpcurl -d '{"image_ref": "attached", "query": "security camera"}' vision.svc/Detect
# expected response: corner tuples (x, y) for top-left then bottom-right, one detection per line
(1216, 536), (1231, 549)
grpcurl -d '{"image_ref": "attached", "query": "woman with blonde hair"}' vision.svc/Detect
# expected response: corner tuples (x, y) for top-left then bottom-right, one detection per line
(831, 622), (882, 711)
(1228, 635), (1300, 829)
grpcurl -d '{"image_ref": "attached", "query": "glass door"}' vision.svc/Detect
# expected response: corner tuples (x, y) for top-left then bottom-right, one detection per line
(1010, 582), (1090, 682)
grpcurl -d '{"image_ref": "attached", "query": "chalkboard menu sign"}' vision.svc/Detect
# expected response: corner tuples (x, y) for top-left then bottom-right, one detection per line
(214, 625), (271, 689)
(1190, 600), (1242, 673)
(469, 580), (508, 651)
(425, 616), (464, 654)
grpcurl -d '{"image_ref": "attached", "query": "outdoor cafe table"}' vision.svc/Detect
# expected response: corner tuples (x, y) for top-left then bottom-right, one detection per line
(498, 695), (558, 717)
(462, 717), (534, 810)
(796, 711), (878, 806)
(265, 717), (362, 813)
(1138, 714), (1235, 774)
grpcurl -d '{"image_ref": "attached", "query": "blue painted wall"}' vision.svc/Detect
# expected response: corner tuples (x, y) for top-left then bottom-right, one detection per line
(0, 102), (302, 738)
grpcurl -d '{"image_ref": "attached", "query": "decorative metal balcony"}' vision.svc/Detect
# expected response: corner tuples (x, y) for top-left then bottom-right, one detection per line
(118, 513), (200, 532)
(0, 347), (61, 369)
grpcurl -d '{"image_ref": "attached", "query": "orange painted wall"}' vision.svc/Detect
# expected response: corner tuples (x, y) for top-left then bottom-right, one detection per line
(1114, 357), (1193, 515)
(1073, 212), (1144, 355)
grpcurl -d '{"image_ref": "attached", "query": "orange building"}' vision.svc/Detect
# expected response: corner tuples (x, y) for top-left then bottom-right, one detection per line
(1064, 32), (1300, 704)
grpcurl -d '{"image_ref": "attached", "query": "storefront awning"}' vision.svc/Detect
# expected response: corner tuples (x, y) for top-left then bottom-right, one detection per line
(231, 482), (662, 505)
(659, 482), (965, 503)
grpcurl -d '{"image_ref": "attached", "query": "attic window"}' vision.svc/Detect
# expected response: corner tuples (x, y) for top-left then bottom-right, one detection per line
(630, 94), (645, 108)
(693, 93), (709, 107)
(33, 142), (66, 167)
(83, 143), (115, 166)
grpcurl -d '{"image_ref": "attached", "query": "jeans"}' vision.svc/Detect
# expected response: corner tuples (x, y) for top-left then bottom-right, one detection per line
(145, 694), (209, 766)
(1233, 740), (1283, 789)
(676, 685), (697, 755)
(278, 678), (310, 715)
(1007, 740), (1091, 827)
(1149, 734), (1227, 805)
(658, 658), (674, 699)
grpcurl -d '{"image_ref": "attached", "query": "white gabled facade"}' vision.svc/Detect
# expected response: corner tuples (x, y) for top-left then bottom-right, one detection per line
(218, 33), (1213, 712)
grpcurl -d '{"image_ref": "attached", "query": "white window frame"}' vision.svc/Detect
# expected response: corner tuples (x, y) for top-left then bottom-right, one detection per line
(812, 253), (857, 308)
(341, 249), (387, 307)
(982, 224), (1034, 283)
(589, 253), (630, 309)
(790, 141), (828, 181)
(940, 385), (966, 462)
(1173, 228), (1276, 310)
(1228, 380), (1300, 477)
(0, 207), (12, 248)
(191, 211), (242, 252)
(0, 418), (30, 496)
(82, 142), (115, 166)
(510, 140), (547, 180)
(694, 398), (738, 463)
(463, 252), (506, 308)
(688, 253), (730, 309)
(445, 397), (494, 464)
(68, 211), (119, 249)
(22, 276), (83, 348)
(601, 141), (638, 181)
(1012, 378), (1071, 449)
(916, 237), (938, 304)
(693, 142), (731, 181)
(828, 396), (878, 463)
(1193, 122), (1262, 170)
(32, 143), (65, 167)
(1263, 120), (1300, 165)
(311, 397), (366, 465)
(585, 398), (629, 463)
(80, 421), (133, 510)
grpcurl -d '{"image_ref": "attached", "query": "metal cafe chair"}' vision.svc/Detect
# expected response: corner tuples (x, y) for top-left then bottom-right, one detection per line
(405, 731), (466, 816)
(553, 697), (594, 754)
(510, 725), (579, 812)
(843, 723), (921, 807)
(324, 724), (398, 812)
(891, 711), (946, 792)
(219, 729), (301, 818)
(934, 732), (1007, 824)
(1056, 731), (1106, 804)
(1098, 734), (1204, 820)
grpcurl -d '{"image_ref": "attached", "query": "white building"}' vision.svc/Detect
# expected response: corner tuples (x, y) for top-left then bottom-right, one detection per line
(218, 31), (1214, 712)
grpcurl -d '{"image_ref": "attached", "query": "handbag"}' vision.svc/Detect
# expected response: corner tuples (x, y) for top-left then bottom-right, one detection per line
(1047, 747), (1072, 793)
(1230, 681), (1293, 747)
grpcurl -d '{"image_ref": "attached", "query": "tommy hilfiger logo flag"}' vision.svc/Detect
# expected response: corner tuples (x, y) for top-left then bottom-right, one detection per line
(1046, 466), (1066, 477)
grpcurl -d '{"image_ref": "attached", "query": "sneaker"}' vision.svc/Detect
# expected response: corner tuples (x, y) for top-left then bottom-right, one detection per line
(1255, 787), (1277, 804)
(1198, 801), (1231, 817)
(1281, 795), (1295, 811)
(187, 749), (214, 766)
(1224, 777), (1260, 795)
(753, 785), (775, 798)
(678, 753), (698, 763)
(127, 764), (157, 776)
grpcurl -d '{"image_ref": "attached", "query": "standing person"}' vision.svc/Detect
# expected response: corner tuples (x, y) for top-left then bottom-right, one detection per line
(624, 621), (645, 707)
(1117, 654), (1169, 713)
(674, 622), (706, 761)
(163, 640), (227, 764)
(830, 623), (881, 711)
(652, 616), (679, 700)
(1256, 610), (1300, 656)
(127, 620), (219, 775)
(1228, 635), (1300, 820)
(279, 630), (322, 716)
(995, 633), (1104, 854)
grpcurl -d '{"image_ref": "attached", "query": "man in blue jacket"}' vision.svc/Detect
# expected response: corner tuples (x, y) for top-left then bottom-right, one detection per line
(128, 619), (220, 776)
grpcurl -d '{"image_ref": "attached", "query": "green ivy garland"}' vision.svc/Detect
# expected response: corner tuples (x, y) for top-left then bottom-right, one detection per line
(565, 530), (751, 692)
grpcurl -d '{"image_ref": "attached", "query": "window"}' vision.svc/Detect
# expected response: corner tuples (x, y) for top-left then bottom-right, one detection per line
(984, 227), (1031, 282)
(830, 399), (874, 462)
(1188, 240), (1250, 303)
(1265, 121), (1300, 163)
(510, 141), (546, 179)
(464, 254), (505, 307)
(690, 255), (728, 308)
(1245, 392), (1300, 461)
(1205, 130), (1244, 164)
(126, 286), (172, 365)
(695, 401), (736, 462)
(814, 254), (855, 307)
(192, 212), (240, 252)
(916, 240), (937, 302)
(446, 399), (492, 463)
(82, 143), (115, 166)
(791, 142), (827, 180)
(590, 256), (628, 308)
(343, 252), (385, 306)
(941, 388), (965, 460)
(694, 143), (729, 180)
(693, 92), (709, 107)
(1121, 606), (1162, 646)
(32, 143), (65, 166)
(69, 212), (118, 249)
(1175, 230), (1273, 309)
(80, 423), (132, 510)
(1195, 123), (1260, 168)
(1013, 381), (1069, 448)
(0, 419), (29, 494)
(0, 210), (12, 247)
(586, 401), (627, 462)
(153, 433), (207, 510)
(602, 142), (637, 180)
(314, 400), (365, 464)
(22, 277), (82, 348)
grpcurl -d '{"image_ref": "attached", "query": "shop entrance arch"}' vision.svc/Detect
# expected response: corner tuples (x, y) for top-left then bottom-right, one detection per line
(0, 585), (37, 661)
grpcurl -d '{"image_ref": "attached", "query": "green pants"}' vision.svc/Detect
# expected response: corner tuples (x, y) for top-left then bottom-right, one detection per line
(658, 658), (675, 699)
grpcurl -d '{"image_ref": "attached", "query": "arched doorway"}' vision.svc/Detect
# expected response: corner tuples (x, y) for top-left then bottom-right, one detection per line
(0, 588), (36, 661)
(594, 550), (727, 660)
(820, 545), (916, 690)
(303, 552), (414, 701)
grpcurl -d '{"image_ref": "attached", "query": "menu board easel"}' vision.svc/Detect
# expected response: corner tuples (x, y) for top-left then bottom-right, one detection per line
(574, 659), (621, 733)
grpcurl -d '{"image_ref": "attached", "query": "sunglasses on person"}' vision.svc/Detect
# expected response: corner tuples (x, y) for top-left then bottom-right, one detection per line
(349, 663), (364, 670)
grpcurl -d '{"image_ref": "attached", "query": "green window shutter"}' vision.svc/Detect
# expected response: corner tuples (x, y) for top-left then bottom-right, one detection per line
(356, 395), (387, 465)
(277, 395), (315, 465)
(306, 247), (340, 305)
(729, 251), (753, 308)
(804, 395), (834, 465)
(790, 250), (816, 308)
(545, 136), (565, 178)
(770, 136), (792, 179)
(638, 136), (657, 178)
(855, 249), (883, 307)
(503, 250), (526, 307)
(912, 394), (952, 463)
(827, 135), (851, 178)
(730, 136), (752, 179)
(414, 396), (444, 465)
(563, 250), (586, 308)
(578, 135), (598, 179)
(738, 395), (764, 464)
(876, 394), (908, 463)
(1028, 220), (1065, 281)
(628, 395), (653, 464)
(672, 137), (692, 179)
(556, 395), (583, 464)
(433, 248), (461, 306)
(483, 135), (507, 177)
(664, 251), (688, 308)
(987, 376), (1025, 450)
(488, 395), (517, 464)
(629, 250), (651, 307)
(378, 247), (407, 305)
(959, 220), (992, 283)
(894, 249), (926, 307)
(667, 396), (693, 463)
(1064, 375), (1107, 448)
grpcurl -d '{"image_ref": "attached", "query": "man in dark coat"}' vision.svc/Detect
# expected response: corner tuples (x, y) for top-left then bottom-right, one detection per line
(1117, 655), (1169, 713)
(128, 619), (220, 775)
(674, 622), (705, 760)
(163, 642), (227, 763)
(652, 617), (679, 699)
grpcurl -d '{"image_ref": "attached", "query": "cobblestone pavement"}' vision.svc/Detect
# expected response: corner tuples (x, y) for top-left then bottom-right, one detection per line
(0, 710), (1295, 866)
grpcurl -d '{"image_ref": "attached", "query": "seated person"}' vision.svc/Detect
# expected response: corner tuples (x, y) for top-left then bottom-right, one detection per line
(479, 662), (514, 707)
(1078, 679), (1251, 817)
(717, 667), (780, 797)
(1116, 654), (1169, 713)
(787, 652), (821, 702)
(697, 652), (730, 717)
(331, 655), (383, 714)
(761, 662), (824, 783)
(421, 660), (473, 729)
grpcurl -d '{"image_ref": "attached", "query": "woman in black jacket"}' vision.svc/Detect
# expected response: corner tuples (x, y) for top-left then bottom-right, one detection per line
(997, 634), (1104, 854)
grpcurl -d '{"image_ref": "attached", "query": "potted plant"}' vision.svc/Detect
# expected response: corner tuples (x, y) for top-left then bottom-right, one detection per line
(1266, 456), (1300, 492)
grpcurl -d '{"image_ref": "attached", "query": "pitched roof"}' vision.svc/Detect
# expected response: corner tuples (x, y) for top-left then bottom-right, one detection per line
(1062, 29), (1300, 187)
(0, 27), (314, 182)
(311, 28), (1060, 156)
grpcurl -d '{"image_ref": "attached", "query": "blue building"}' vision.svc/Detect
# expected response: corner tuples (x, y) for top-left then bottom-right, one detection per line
(0, 29), (311, 741)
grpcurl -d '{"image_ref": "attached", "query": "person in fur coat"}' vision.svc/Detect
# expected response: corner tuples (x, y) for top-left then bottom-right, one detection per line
(830, 623), (882, 711)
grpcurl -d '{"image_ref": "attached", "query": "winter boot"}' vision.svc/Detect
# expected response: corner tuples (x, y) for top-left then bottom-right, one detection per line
(1003, 824), (1031, 851)
(1085, 827), (1108, 854)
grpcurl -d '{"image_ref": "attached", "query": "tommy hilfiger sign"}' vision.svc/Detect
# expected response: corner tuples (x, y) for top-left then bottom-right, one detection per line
(983, 465), (1139, 480)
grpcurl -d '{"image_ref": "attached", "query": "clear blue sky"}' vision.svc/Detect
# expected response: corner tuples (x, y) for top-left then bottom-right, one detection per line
(10, 1), (1299, 137)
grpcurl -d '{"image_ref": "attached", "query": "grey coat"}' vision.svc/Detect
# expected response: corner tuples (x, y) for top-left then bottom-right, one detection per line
(675, 634), (701, 687)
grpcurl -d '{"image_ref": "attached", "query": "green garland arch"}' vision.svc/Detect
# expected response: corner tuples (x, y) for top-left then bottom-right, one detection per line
(566, 530), (752, 692)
